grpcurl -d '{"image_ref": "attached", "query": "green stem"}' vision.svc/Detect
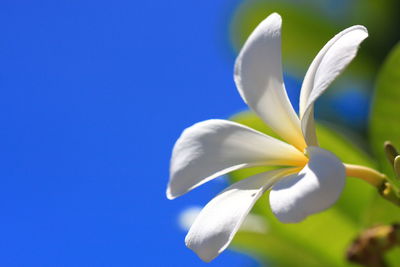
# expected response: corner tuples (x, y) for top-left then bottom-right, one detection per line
(344, 164), (386, 187)
(344, 163), (400, 207)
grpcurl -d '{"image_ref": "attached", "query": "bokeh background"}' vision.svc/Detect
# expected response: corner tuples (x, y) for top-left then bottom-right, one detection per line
(0, 0), (399, 266)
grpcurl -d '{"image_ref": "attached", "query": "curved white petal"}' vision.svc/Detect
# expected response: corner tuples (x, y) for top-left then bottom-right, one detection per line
(234, 13), (306, 150)
(167, 119), (306, 199)
(185, 168), (295, 262)
(179, 206), (268, 234)
(299, 26), (368, 146)
(269, 147), (345, 223)
(301, 106), (318, 147)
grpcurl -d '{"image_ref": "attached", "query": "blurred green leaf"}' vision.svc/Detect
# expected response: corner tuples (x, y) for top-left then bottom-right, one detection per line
(365, 55), (400, 232)
(370, 43), (400, 187)
(351, 0), (400, 60)
(230, 0), (375, 79)
(232, 231), (336, 267)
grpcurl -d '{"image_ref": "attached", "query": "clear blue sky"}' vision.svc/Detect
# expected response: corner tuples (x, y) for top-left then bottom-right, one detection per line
(0, 0), (263, 266)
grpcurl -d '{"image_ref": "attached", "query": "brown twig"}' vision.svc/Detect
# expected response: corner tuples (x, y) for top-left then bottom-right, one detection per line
(347, 224), (400, 267)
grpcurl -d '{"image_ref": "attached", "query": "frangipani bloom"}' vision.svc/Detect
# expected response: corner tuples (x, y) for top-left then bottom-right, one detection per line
(167, 13), (368, 262)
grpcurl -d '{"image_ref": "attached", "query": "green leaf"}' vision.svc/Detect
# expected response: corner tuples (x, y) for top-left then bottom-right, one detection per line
(230, 0), (375, 79)
(232, 231), (336, 267)
(358, 43), (400, 266)
(370, 42), (400, 188)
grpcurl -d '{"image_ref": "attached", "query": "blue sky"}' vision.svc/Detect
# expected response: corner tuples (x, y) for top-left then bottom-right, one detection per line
(0, 0), (264, 266)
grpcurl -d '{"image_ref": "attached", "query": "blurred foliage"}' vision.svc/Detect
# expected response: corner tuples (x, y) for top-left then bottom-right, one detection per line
(370, 43), (400, 184)
(228, 111), (400, 266)
(230, 0), (400, 82)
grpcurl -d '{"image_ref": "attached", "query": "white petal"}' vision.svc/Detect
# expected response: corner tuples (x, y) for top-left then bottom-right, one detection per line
(269, 147), (345, 223)
(185, 168), (295, 262)
(234, 13), (306, 150)
(179, 206), (268, 234)
(301, 106), (318, 147)
(167, 119), (306, 199)
(299, 26), (368, 146)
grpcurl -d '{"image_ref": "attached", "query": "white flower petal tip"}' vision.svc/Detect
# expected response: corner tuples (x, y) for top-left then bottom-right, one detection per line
(269, 147), (345, 223)
(299, 25), (368, 146)
(234, 12), (305, 150)
(185, 169), (290, 262)
(165, 187), (175, 200)
(300, 25), (368, 115)
(168, 119), (307, 199)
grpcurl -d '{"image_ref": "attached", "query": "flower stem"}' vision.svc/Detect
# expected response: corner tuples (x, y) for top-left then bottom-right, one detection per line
(344, 163), (386, 187)
(344, 163), (400, 206)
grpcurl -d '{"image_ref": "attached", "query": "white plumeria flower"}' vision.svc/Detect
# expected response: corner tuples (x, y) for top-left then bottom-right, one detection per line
(167, 13), (368, 262)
